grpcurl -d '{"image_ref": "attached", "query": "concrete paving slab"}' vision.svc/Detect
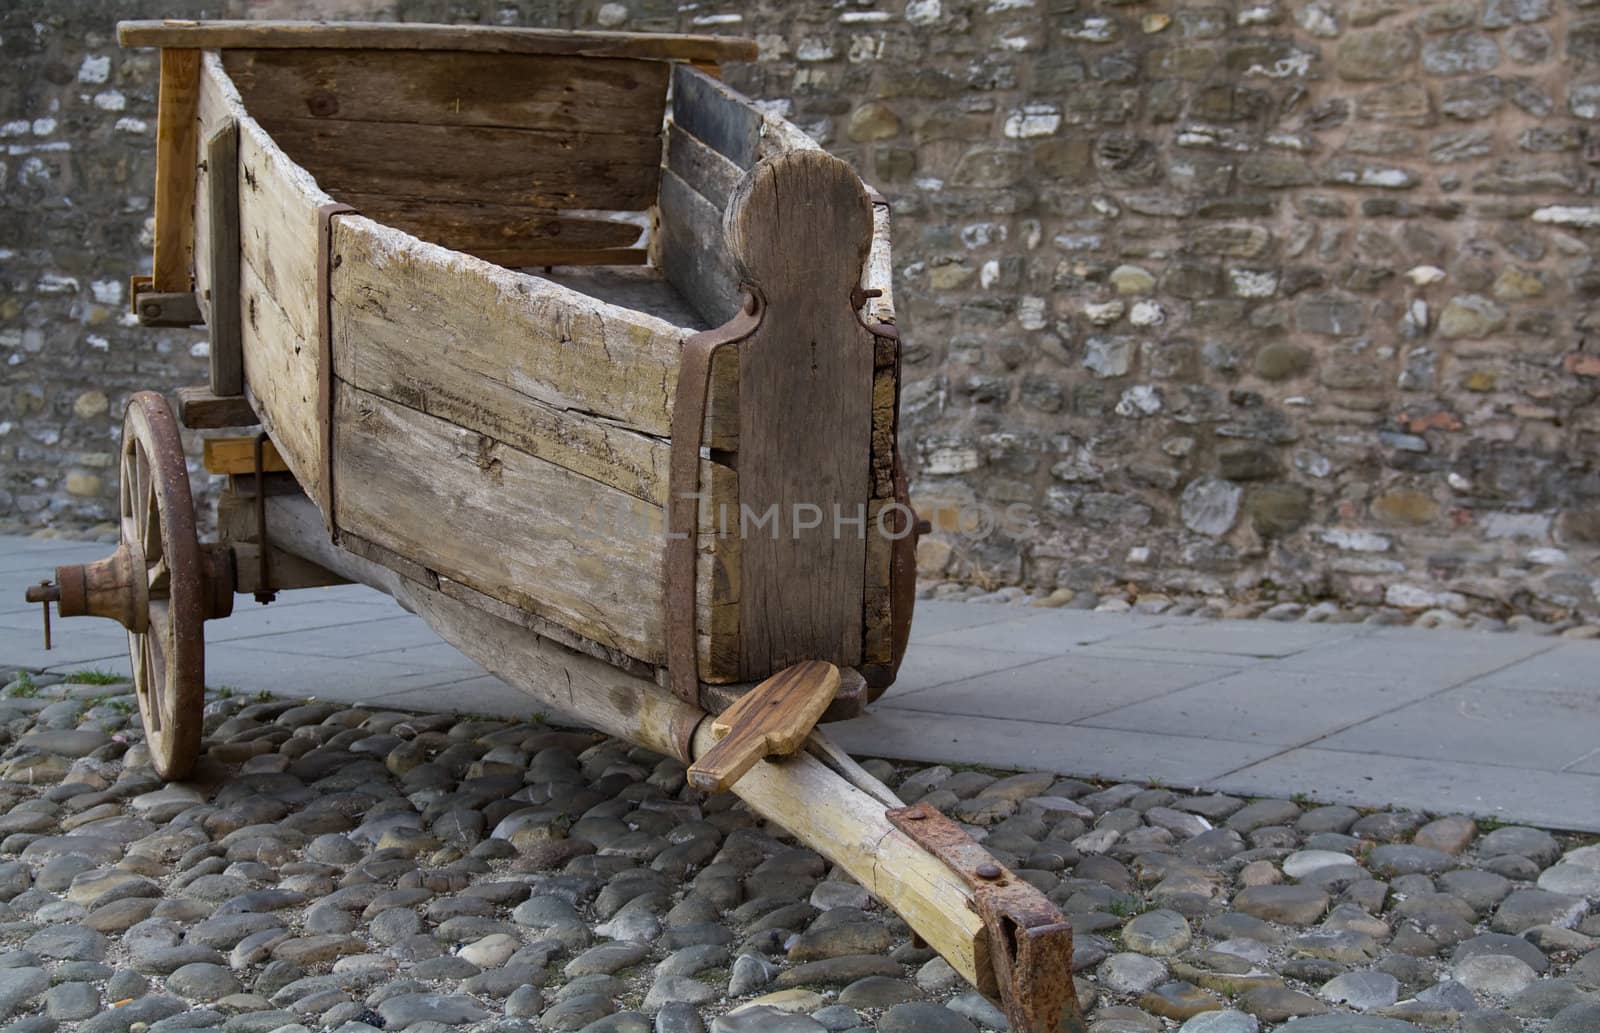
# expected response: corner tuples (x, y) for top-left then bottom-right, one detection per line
(884, 651), (1244, 722)
(1085, 619), (1367, 659)
(905, 603), (1023, 640)
(1461, 641), (1600, 696)
(829, 707), (1283, 786)
(1212, 748), (1600, 833)
(1270, 625), (1556, 680)
(888, 642), (1048, 695)
(1077, 666), (1451, 747)
(916, 608), (1181, 655)
(1312, 683), (1600, 772)
(200, 613), (440, 660)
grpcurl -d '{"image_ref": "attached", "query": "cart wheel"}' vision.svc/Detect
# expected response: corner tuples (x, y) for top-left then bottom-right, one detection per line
(120, 391), (208, 780)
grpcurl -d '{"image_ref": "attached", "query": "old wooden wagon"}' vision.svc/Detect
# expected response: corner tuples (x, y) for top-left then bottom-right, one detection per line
(26, 20), (1081, 1030)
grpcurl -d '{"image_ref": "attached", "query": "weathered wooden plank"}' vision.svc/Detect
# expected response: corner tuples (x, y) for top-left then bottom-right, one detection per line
(655, 168), (742, 327)
(261, 491), (707, 762)
(257, 117), (662, 212)
(120, 20), (759, 64)
(725, 150), (875, 678)
(330, 216), (735, 450)
(203, 435), (287, 475)
(236, 117), (330, 343)
(239, 260), (322, 503)
(862, 201), (897, 327)
(176, 385), (256, 428)
(863, 498), (895, 668)
(688, 660), (839, 792)
(335, 193), (643, 260)
(671, 63), (761, 169)
(205, 121), (243, 395)
(222, 49), (669, 137)
(666, 124), (743, 212)
(698, 666), (868, 724)
(332, 385), (738, 677)
(153, 48), (201, 292)
(757, 113), (823, 161)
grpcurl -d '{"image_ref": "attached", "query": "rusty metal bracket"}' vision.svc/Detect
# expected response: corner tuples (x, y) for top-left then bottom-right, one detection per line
(663, 289), (764, 706)
(252, 432), (276, 605)
(316, 202), (356, 536)
(887, 801), (1081, 1033)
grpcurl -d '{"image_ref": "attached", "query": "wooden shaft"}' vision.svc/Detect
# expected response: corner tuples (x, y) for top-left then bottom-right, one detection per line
(695, 722), (989, 989)
(153, 48), (201, 292)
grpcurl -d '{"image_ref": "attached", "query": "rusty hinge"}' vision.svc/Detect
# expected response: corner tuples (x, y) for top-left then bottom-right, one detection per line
(887, 800), (1081, 1033)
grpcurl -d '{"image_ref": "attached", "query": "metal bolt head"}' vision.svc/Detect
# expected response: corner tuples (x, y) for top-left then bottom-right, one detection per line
(904, 811), (925, 821)
(976, 862), (1002, 880)
(141, 302), (161, 318)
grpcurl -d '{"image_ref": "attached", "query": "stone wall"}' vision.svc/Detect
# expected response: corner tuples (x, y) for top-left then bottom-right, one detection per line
(5, 0), (1600, 619)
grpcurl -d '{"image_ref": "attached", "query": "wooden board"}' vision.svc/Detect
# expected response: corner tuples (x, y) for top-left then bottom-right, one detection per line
(671, 63), (762, 169)
(239, 259), (321, 503)
(119, 20), (759, 64)
(332, 385), (739, 676)
(666, 125), (744, 211)
(329, 216), (735, 454)
(221, 49), (669, 137)
(725, 150), (875, 678)
(203, 436), (287, 475)
(204, 121), (243, 395)
(176, 385), (256, 428)
(153, 48), (201, 292)
(655, 168), (743, 327)
(331, 194), (643, 263)
(254, 118), (662, 213)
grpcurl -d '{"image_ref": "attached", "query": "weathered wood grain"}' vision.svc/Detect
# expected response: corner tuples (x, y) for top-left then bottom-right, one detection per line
(203, 435), (286, 475)
(175, 385), (256, 428)
(260, 491), (708, 762)
(257, 118), (662, 212)
(689, 660), (839, 792)
(204, 121), (243, 395)
(862, 200), (897, 327)
(239, 259), (322, 503)
(725, 150), (875, 678)
(655, 168), (743, 327)
(332, 193), (643, 262)
(330, 216), (735, 450)
(222, 49), (669, 137)
(332, 386), (739, 677)
(666, 125), (743, 212)
(671, 63), (761, 169)
(690, 722), (987, 988)
(153, 48), (201, 292)
(119, 20), (759, 64)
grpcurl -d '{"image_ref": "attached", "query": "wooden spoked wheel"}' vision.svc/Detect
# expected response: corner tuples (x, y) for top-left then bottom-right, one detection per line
(120, 391), (207, 780)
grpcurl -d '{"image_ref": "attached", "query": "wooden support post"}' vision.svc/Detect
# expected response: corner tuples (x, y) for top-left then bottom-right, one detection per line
(205, 120), (242, 396)
(153, 48), (201, 293)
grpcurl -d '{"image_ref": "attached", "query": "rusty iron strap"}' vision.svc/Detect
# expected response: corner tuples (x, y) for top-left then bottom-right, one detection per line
(664, 290), (763, 706)
(316, 202), (356, 537)
(887, 800), (1081, 1033)
(252, 431), (275, 605)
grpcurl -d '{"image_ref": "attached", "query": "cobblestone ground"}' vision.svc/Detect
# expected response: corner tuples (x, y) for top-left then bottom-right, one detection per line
(0, 672), (1595, 1033)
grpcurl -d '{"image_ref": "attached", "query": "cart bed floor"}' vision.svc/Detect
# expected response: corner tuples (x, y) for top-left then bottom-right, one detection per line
(536, 265), (709, 332)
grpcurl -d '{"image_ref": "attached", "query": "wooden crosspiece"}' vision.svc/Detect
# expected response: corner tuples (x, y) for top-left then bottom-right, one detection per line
(687, 660), (840, 792)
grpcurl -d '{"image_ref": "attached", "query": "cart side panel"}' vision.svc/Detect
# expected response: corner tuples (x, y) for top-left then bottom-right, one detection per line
(331, 386), (739, 676)
(189, 55), (335, 512)
(221, 47), (666, 267)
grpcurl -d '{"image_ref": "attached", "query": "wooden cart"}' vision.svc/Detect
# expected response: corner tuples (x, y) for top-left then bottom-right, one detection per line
(26, 21), (1081, 1031)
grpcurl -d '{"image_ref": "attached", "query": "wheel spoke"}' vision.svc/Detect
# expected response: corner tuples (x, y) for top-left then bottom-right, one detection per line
(139, 452), (163, 565)
(146, 607), (166, 733)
